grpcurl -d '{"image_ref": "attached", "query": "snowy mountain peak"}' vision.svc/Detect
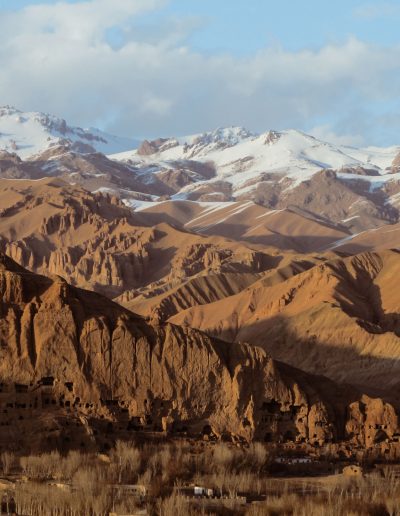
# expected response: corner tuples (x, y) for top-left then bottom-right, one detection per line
(0, 105), (20, 116)
(189, 126), (255, 145)
(111, 124), (400, 210)
(0, 106), (139, 159)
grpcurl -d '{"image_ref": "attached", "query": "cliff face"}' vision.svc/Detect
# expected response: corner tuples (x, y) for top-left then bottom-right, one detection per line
(0, 253), (397, 449)
(0, 178), (276, 300)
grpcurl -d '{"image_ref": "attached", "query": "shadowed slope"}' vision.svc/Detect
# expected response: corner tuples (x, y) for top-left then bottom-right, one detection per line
(0, 253), (397, 449)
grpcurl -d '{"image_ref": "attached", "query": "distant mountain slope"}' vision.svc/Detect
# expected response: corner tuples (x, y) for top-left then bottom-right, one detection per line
(331, 222), (400, 253)
(170, 250), (400, 396)
(2, 107), (400, 237)
(0, 178), (281, 299)
(0, 106), (139, 158)
(111, 127), (400, 229)
(132, 199), (350, 252)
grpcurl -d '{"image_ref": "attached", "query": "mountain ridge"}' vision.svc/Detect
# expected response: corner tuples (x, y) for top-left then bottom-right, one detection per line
(0, 250), (397, 450)
(0, 105), (139, 158)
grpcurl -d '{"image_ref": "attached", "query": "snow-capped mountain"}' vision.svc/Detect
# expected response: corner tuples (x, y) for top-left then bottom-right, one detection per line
(112, 126), (400, 196)
(1, 107), (400, 234)
(0, 106), (139, 159)
(110, 126), (400, 231)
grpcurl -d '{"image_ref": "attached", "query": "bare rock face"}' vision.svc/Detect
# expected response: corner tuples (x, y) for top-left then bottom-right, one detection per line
(392, 152), (400, 174)
(137, 138), (178, 156)
(0, 254), (397, 449)
(0, 179), (280, 301)
(343, 465), (364, 477)
(264, 130), (281, 145)
(346, 396), (398, 447)
(169, 244), (271, 283)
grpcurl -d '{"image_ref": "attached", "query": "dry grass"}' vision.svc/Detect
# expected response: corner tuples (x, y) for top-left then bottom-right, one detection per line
(0, 441), (399, 515)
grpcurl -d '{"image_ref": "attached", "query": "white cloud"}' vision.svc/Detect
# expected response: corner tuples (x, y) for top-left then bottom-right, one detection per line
(1, 0), (400, 144)
(309, 125), (364, 147)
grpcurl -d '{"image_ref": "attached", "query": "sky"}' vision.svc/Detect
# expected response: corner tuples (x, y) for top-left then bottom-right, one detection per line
(0, 0), (400, 145)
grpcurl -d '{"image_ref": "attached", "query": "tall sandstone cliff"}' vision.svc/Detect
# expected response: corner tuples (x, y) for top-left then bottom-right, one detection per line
(0, 254), (397, 449)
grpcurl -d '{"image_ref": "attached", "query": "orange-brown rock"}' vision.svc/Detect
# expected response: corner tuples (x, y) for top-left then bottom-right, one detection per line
(0, 253), (396, 449)
(170, 250), (400, 396)
(0, 179), (279, 299)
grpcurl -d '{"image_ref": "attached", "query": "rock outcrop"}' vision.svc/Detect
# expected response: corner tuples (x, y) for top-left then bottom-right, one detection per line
(0, 179), (277, 299)
(0, 253), (396, 450)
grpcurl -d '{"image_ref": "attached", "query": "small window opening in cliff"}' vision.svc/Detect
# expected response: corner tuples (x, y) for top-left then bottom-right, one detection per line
(264, 432), (273, 442)
(242, 418), (251, 427)
(262, 400), (281, 413)
(374, 429), (388, 444)
(202, 425), (212, 436)
(284, 430), (295, 442)
(40, 377), (55, 386)
(102, 442), (111, 453)
(65, 382), (73, 392)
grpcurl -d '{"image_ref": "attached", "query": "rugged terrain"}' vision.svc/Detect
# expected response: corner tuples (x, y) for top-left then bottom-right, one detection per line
(0, 106), (137, 158)
(170, 250), (400, 395)
(113, 127), (400, 233)
(1, 253), (397, 450)
(2, 106), (400, 240)
(1, 107), (400, 456)
(0, 178), (283, 300)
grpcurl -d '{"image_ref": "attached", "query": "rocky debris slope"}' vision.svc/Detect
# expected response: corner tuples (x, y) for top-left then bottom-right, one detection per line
(170, 250), (400, 395)
(132, 199), (351, 253)
(0, 253), (397, 448)
(124, 257), (322, 324)
(0, 179), (279, 299)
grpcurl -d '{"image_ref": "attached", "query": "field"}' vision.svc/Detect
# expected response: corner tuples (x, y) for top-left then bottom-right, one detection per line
(0, 440), (399, 515)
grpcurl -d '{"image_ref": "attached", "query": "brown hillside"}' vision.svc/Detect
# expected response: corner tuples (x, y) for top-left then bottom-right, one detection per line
(0, 179), (280, 299)
(170, 250), (400, 395)
(0, 253), (397, 450)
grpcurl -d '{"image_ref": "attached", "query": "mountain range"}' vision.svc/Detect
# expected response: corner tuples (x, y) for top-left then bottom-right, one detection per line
(0, 107), (400, 450)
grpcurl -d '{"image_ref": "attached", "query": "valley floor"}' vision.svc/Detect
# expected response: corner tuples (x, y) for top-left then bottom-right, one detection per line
(0, 439), (399, 515)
